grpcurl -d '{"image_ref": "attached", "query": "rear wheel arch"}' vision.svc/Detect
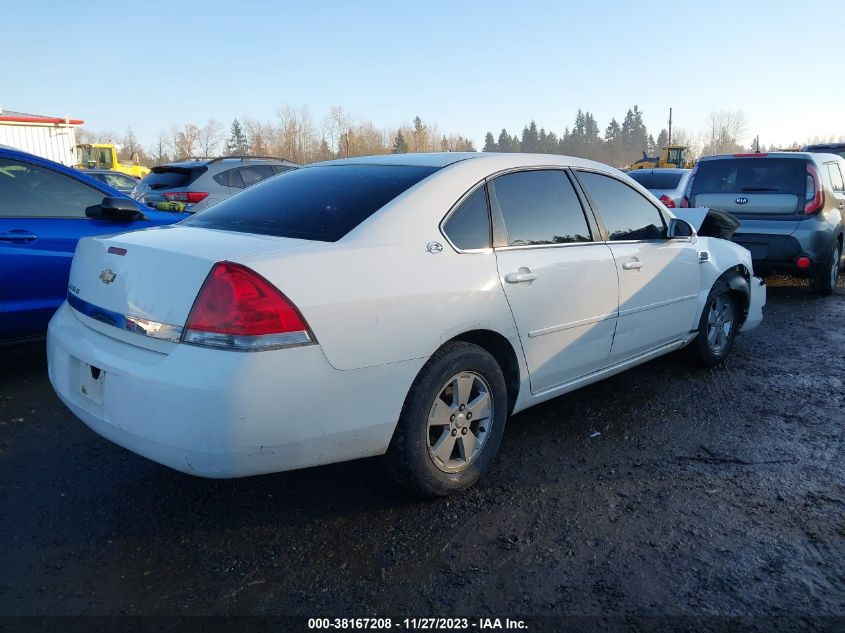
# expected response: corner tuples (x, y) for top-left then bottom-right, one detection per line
(448, 330), (521, 416)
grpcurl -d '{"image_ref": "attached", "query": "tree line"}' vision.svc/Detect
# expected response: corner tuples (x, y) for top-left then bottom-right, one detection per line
(76, 103), (843, 169)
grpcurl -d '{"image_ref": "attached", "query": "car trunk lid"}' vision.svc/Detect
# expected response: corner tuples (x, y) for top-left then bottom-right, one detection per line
(67, 226), (317, 348)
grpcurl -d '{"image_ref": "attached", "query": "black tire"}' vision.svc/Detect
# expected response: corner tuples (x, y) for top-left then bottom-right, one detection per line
(685, 279), (740, 367)
(809, 243), (841, 296)
(384, 341), (508, 497)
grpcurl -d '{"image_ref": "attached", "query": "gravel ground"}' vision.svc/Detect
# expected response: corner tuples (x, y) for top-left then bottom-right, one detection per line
(0, 276), (843, 630)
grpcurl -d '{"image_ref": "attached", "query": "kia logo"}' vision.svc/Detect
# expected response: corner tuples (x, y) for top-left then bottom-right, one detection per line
(735, 197), (749, 205)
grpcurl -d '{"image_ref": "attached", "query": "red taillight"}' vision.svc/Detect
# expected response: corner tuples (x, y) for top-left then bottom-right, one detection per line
(164, 191), (209, 204)
(804, 164), (824, 214)
(796, 256), (812, 269)
(659, 194), (676, 208)
(183, 262), (312, 350)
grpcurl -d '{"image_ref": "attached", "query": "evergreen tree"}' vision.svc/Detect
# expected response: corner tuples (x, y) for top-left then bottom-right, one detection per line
(655, 129), (669, 150)
(392, 130), (409, 154)
(521, 120), (540, 153)
(412, 116), (427, 152)
(440, 135), (449, 152)
(225, 119), (249, 155)
(497, 128), (512, 152)
(483, 132), (498, 152)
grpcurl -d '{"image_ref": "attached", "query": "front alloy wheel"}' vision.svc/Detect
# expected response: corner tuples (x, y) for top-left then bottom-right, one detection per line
(706, 294), (734, 354)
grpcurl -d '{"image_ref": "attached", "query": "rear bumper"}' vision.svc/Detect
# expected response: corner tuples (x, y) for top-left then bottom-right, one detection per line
(732, 218), (838, 275)
(47, 302), (419, 478)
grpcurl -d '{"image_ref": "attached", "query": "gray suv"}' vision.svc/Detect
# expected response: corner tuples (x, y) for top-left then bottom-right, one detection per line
(682, 152), (845, 294)
(132, 156), (298, 213)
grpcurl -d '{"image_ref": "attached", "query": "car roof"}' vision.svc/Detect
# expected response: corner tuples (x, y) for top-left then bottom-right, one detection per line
(162, 156), (297, 169)
(804, 143), (845, 150)
(628, 168), (691, 174)
(309, 152), (623, 172)
(698, 152), (811, 161)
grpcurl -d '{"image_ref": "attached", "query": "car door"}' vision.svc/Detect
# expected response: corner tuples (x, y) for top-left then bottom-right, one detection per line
(574, 169), (699, 362)
(0, 157), (174, 340)
(491, 169), (619, 394)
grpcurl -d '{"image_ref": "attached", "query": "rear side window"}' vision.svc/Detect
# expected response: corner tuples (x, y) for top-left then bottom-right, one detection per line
(577, 171), (666, 241)
(825, 163), (845, 192)
(273, 165), (294, 175)
(184, 164), (439, 242)
(239, 164), (277, 187)
(627, 171), (684, 190)
(491, 170), (591, 246)
(443, 186), (491, 250)
(691, 158), (806, 195)
(143, 166), (206, 190)
(0, 158), (104, 218)
(213, 168), (245, 189)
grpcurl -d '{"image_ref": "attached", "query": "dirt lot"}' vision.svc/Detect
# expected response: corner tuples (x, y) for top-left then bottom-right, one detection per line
(0, 277), (843, 630)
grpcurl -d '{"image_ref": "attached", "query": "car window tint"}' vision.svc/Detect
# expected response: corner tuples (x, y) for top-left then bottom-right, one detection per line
(627, 171), (684, 189)
(104, 173), (136, 191)
(577, 171), (666, 241)
(184, 164), (439, 242)
(213, 168), (245, 189)
(272, 165), (294, 175)
(239, 164), (277, 187)
(443, 186), (491, 250)
(826, 163), (845, 192)
(0, 158), (104, 218)
(690, 158), (805, 196)
(143, 167), (205, 190)
(491, 170), (591, 246)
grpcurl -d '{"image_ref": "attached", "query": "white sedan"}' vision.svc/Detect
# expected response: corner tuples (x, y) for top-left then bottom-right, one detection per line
(47, 153), (765, 496)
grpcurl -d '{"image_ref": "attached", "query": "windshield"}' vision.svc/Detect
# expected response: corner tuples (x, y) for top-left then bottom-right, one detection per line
(184, 164), (439, 242)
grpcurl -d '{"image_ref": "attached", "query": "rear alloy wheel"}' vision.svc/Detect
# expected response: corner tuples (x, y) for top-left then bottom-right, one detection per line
(686, 280), (740, 367)
(384, 341), (508, 497)
(809, 243), (841, 296)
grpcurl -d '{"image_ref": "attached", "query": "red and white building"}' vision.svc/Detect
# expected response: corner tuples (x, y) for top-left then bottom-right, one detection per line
(0, 108), (84, 166)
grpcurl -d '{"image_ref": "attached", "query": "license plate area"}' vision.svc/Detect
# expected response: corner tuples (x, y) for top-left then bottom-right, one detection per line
(78, 362), (105, 405)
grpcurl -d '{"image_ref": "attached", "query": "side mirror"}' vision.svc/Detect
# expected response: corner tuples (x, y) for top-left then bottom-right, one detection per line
(667, 218), (696, 240)
(86, 196), (146, 222)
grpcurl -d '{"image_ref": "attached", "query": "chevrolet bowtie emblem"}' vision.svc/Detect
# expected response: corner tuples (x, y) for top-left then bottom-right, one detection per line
(99, 269), (117, 284)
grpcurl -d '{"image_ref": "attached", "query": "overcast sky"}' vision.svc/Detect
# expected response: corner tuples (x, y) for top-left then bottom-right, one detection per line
(5, 0), (844, 150)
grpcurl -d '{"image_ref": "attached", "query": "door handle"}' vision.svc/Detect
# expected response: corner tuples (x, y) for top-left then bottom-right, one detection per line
(0, 229), (38, 243)
(622, 261), (643, 270)
(504, 271), (538, 284)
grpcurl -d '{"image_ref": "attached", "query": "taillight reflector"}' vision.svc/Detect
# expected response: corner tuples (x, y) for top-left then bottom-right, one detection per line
(164, 191), (209, 204)
(804, 164), (824, 214)
(658, 194), (676, 208)
(796, 256), (812, 269)
(183, 262), (313, 350)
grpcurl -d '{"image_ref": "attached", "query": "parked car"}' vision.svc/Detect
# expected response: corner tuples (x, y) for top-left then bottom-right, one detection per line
(682, 152), (845, 295)
(626, 168), (691, 208)
(803, 143), (845, 160)
(0, 147), (189, 344)
(48, 153), (764, 496)
(132, 156), (298, 213)
(82, 169), (139, 194)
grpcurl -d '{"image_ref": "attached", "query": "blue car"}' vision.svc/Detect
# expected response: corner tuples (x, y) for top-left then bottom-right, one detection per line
(0, 147), (189, 344)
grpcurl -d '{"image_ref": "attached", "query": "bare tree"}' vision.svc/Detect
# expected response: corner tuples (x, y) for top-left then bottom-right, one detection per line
(701, 110), (748, 156)
(196, 119), (224, 158)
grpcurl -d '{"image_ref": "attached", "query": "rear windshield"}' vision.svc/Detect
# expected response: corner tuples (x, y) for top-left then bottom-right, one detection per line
(183, 164), (439, 242)
(142, 166), (206, 190)
(691, 158), (806, 196)
(627, 171), (684, 190)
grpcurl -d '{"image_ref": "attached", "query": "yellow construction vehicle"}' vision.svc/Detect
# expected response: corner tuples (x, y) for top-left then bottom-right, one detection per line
(628, 145), (693, 170)
(74, 143), (150, 178)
